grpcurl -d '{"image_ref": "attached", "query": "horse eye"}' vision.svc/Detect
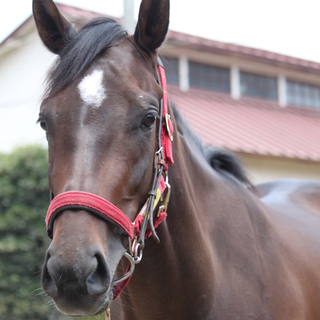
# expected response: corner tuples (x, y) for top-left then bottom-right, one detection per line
(141, 113), (157, 129)
(39, 120), (47, 132)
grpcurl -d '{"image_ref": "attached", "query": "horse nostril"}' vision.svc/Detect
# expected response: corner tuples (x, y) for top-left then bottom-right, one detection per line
(41, 253), (58, 298)
(86, 252), (110, 296)
(42, 246), (110, 300)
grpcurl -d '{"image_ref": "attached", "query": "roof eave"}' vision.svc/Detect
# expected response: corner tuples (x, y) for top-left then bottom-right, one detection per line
(165, 30), (320, 75)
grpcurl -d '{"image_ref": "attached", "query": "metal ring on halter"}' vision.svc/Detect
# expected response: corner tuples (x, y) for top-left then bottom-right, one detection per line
(156, 146), (163, 155)
(134, 241), (143, 263)
(113, 252), (136, 285)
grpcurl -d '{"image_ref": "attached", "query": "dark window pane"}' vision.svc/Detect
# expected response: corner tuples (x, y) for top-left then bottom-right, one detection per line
(189, 61), (230, 92)
(240, 71), (278, 100)
(163, 58), (179, 85)
(287, 80), (320, 110)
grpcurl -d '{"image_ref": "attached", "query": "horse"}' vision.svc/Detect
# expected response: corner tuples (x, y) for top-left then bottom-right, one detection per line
(33, 0), (320, 318)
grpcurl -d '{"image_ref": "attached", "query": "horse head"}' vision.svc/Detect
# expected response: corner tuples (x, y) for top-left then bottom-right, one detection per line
(33, 0), (170, 315)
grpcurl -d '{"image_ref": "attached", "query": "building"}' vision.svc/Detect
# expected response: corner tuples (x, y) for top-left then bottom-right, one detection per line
(0, 3), (319, 183)
(161, 32), (320, 183)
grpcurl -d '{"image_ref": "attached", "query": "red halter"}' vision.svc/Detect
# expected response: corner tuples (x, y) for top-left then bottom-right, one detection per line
(46, 175), (167, 240)
(45, 57), (173, 299)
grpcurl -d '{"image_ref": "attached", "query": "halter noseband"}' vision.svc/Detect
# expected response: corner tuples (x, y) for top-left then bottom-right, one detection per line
(45, 57), (173, 299)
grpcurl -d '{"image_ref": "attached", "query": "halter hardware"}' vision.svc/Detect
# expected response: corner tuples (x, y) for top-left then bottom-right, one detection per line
(158, 176), (171, 217)
(165, 114), (173, 142)
(45, 57), (173, 301)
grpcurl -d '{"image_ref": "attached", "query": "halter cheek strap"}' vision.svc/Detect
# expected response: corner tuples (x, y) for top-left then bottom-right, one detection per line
(157, 58), (174, 169)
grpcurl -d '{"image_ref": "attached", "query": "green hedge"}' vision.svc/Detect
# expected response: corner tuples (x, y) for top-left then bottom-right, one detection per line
(0, 145), (104, 320)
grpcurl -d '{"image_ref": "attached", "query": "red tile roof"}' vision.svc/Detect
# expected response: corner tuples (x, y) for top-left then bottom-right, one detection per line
(166, 31), (320, 75)
(169, 85), (320, 161)
(0, 3), (115, 49)
(56, 3), (120, 24)
(1, 4), (319, 161)
(2, 2), (320, 74)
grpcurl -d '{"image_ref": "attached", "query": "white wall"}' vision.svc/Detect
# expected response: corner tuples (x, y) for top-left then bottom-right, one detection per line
(240, 153), (320, 184)
(0, 32), (55, 152)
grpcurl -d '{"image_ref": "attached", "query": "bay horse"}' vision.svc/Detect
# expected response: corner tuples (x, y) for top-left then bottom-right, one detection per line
(33, 0), (320, 319)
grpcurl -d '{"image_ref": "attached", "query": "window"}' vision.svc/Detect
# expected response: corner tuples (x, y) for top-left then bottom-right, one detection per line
(189, 62), (230, 92)
(240, 71), (278, 100)
(163, 58), (179, 85)
(287, 80), (320, 110)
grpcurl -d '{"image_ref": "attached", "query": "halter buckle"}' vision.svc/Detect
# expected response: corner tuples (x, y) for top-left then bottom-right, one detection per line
(165, 114), (173, 142)
(158, 180), (171, 216)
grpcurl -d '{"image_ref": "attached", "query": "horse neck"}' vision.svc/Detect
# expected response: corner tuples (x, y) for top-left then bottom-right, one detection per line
(119, 108), (261, 319)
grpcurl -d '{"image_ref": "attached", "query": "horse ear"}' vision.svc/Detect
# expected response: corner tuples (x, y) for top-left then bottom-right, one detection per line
(134, 0), (170, 52)
(33, 0), (72, 54)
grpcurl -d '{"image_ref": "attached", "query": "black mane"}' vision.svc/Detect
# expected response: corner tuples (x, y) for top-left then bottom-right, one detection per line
(172, 106), (251, 187)
(204, 147), (252, 187)
(45, 17), (127, 97)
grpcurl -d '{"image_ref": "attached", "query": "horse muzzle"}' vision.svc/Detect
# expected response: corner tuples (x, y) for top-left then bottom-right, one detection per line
(41, 209), (124, 316)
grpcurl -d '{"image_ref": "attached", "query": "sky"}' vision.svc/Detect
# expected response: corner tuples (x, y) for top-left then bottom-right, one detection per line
(1, 0), (320, 63)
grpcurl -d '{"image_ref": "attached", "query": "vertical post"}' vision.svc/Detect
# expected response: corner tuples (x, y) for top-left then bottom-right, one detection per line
(231, 64), (240, 100)
(179, 55), (189, 92)
(278, 74), (287, 108)
(123, 0), (135, 34)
